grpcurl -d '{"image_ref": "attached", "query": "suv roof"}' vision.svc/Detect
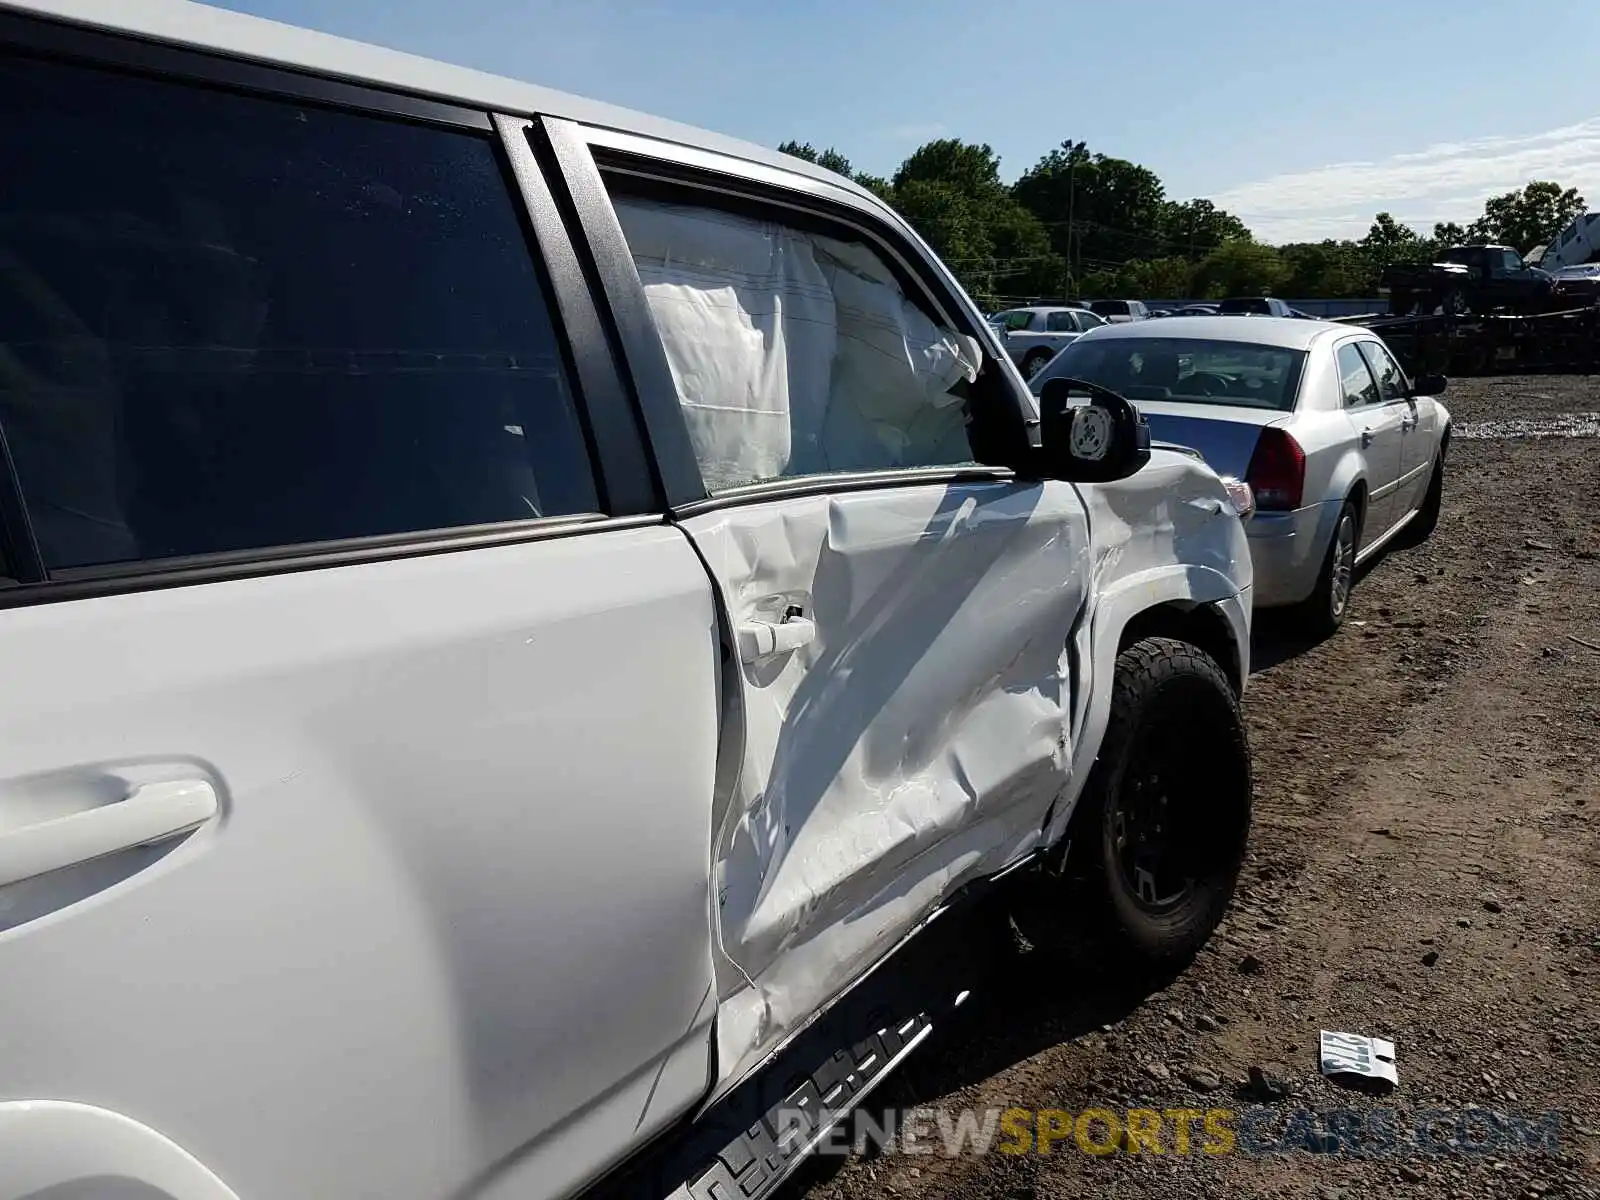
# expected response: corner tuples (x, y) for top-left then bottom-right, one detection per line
(2, 0), (878, 205)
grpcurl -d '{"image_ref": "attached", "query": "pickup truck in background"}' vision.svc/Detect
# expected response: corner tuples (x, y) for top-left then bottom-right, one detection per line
(1379, 243), (1600, 316)
(988, 303), (1108, 377)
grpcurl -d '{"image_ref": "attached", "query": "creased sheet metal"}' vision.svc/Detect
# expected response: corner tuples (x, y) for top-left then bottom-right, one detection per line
(684, 482), (1092, 1088)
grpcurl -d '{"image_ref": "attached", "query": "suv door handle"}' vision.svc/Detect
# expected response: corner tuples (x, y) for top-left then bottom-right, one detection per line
(1359, 428), (1375, 447)
(0, 779), (218, 888)
(736, 614), (816, 663)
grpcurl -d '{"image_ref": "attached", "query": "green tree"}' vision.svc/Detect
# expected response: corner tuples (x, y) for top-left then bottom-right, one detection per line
(1191, 241), (1289, 298)
(1013, 141), (1171, 269)
(852, 173), (896, 205)
(1278, 239), (1373, 298)
(1159, 198), (1252, 256)
(776, 140), (854, 178)
(893, 138), (1005, 196)
(1115, 256), (1198, 298)
(1361, 212), (1424, 260)
(1431, 221), (1467, 247)
(1465, 181), (1586, 253)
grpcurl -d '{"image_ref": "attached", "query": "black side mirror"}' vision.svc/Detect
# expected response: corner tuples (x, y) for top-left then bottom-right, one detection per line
(1036, 377), (1151, 482)
(1411, 373), (1448, 396)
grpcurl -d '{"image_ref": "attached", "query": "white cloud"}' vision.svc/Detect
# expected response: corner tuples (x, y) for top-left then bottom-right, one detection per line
(1210, 118), (1600, 243)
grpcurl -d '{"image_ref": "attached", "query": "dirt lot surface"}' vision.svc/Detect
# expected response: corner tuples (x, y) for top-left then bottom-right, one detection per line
(795, 375), (1600, 1200)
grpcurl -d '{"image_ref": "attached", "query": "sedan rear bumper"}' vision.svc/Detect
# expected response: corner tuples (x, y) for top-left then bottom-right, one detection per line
(1245, 501), (1336, 608)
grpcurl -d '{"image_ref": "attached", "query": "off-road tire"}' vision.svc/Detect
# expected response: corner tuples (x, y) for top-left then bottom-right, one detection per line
(1293, 498), (1360, 639)
(1059, 637), (1252, 970)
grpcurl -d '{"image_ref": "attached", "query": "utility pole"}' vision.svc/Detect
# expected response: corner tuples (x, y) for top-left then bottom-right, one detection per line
(1065, 158), (1077, 300)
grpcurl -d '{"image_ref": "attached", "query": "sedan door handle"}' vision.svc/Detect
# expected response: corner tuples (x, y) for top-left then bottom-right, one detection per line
(1359, 427), (1375, 447)
(0, 779), (218, 888)
(1400, 416), (1417, 431)
(736, 615), (816, 663)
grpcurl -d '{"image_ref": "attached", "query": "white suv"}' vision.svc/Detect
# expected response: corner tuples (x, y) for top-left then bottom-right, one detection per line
(0, 3), (1255, 1198)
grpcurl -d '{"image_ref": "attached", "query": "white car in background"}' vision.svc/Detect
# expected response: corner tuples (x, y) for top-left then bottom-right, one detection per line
(988, 304), (1107, 377)
(1032, 316), (1452, 636)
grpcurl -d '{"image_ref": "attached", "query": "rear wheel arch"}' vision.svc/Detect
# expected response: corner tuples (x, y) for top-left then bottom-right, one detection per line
(1345, 479), (1369, 530)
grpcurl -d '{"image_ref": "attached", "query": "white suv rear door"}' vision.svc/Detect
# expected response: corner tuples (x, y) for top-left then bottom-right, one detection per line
(0, 42), (718, 1200)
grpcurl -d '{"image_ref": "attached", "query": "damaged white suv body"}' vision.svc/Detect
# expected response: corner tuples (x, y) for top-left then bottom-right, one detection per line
(0, 3), (1253, 1199)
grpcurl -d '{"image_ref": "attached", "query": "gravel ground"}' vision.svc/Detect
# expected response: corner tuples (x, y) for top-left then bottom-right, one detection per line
(791, 374), (1600, 1200)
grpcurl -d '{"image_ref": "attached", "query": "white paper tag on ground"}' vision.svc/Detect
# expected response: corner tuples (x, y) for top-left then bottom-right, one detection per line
(1319, 1030), (1399, 1086)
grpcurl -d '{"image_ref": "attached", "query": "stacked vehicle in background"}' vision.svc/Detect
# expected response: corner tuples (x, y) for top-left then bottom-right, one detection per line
(1362, 227), (1600, 376)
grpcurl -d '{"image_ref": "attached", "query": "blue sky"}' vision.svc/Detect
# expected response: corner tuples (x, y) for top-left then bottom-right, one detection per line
(215, 0), (1600, 243)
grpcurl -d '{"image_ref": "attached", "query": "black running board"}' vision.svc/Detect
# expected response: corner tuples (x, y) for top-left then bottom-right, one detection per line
(594, 959), (974, 1200)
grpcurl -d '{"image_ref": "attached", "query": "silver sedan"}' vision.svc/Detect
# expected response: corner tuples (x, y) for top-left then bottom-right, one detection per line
(1030, 316), (1452, 636)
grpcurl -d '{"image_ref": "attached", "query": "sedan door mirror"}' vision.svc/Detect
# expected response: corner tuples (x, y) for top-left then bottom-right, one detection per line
(1411, 372), (1448, 396)
(1036, 377), (1151, 482)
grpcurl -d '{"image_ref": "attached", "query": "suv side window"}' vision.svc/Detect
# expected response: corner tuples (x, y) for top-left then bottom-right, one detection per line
(1045, 310), (1077, 332)
(1336, 342), (1381, 408)
(605, 191), (982, 491)
(0, 52), (598, 572)
(1356, 341), (1407, 403)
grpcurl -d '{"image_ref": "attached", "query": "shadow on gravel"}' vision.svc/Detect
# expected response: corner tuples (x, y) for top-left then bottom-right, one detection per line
(1249, 556), (1390, 673)
(785, 880), (1182, 1196)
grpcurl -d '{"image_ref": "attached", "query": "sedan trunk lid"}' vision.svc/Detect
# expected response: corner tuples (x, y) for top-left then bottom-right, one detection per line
(1130, 400), (1292, 481)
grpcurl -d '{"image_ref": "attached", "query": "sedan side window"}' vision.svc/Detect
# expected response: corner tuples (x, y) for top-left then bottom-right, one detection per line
(1076, 310), (1105, 330)
(1336, 343), (1381, 408)
(1045, 310), (1077, 332)
(1356, 341), (1407, 403)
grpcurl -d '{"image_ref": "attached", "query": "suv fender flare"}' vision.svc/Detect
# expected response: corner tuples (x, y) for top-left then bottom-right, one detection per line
(0, 1100), (240, 1200)
(1043, 562), (1248, 851)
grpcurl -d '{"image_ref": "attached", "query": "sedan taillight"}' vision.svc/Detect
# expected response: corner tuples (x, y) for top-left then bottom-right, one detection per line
(1244, 427), (1306, 510)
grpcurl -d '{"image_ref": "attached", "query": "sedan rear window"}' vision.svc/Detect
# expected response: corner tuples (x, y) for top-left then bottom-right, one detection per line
(1029, 337), (1307, 411)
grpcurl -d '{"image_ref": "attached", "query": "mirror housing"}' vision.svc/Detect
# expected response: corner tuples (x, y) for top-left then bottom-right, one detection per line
(1036, 377), (1151, 482)
(1411, 372), (1448, 396)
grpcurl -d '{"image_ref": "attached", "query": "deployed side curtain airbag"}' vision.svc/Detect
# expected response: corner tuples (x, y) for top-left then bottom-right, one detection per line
(612, 197), (981, 491)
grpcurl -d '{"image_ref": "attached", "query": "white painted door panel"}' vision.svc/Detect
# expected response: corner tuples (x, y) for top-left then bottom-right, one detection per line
(0, 526), (720, 1200)
(685, 480), (1091, 1086)
(1348, 404), (1406, 541)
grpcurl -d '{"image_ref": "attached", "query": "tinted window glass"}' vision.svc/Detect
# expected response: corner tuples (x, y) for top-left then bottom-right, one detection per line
(1337, 343), (1380, 407)
(0, 53), (597, 571)
(993, 310), (1036, 331)
(1031, 336), (1307, 411)
(1356, 341), (1406, 403)
(1089, 300), (1130, 317)
(1045, 310), (1077, 331)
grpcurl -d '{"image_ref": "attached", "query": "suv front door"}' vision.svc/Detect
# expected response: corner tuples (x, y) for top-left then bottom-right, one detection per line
(554, 124), (1094, 1093)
